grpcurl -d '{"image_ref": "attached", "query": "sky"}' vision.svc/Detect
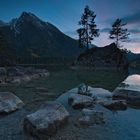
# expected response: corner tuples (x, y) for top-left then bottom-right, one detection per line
(0, 0), (140, 53)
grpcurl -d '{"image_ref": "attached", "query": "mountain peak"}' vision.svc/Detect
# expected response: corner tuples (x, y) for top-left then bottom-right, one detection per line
(19, 12), (39, 21)
(10, 12), (47, 35)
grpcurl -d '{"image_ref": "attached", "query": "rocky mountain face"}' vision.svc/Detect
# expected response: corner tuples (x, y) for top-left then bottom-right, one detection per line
(0, 12), (81, 64)
(76, 43), (129, 70)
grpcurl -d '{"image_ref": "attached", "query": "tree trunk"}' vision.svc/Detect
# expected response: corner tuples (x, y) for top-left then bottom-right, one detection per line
(86, 23), (89, 50)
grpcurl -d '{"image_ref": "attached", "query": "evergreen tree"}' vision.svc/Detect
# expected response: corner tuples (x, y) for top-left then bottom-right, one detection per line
(0, 32), (8, 57)
(77, 5), (99, 50)
(0, 31), (13, 66)
(109, 18), (130, 48)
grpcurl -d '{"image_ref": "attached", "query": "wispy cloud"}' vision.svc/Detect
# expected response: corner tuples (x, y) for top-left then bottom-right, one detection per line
(130, 38), (140, 43)
(100, 28), (111, 33)
(122, 11), (140, 24)
(129, 29), (140, 34)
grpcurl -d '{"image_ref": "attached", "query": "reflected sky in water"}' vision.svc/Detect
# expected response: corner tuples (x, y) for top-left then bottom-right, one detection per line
(120, 74), (140, 92)
(124, 74), (140, 86)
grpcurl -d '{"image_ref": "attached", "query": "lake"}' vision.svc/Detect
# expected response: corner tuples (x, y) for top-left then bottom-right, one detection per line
(0, 66), (140, 140)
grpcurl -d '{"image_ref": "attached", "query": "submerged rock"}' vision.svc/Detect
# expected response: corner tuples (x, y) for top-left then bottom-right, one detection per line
(0, 92), (24, 114)
(68, 93), (93, 109)
(36, 87), (49, 92)
(78, 115), (91, 125)
(24, 101), (69, 140)
(78, 110), (105, 126)
(101, 100), (127, 111)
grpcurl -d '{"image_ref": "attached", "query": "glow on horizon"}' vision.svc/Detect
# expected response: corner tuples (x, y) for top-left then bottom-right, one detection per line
(68, 32), (140, 54)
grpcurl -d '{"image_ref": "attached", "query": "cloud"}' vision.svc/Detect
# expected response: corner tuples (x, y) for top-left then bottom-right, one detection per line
(130, 38), (140, 43)
(129, 29), (140, 34)
(100, 27), (140, 36)
(100, 28), (111, 33)
(122, 11), (140, 24)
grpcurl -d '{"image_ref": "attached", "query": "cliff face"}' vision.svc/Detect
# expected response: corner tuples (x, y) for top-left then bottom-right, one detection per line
(76, 43), (129, 70)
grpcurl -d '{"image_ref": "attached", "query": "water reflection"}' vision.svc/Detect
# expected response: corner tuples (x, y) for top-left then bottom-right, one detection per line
(124, 74), (140, 86)
(120, 74), (140, 92)
(128, 67), (140, 75)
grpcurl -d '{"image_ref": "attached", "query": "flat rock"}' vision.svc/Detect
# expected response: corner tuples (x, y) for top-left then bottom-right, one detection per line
(88, 87), (112, 99)
(113, 75), (140, 107)
(113, 89), (140, 107)
(68, 93), (93, 109)
(113, 89), (140, 99)
(24, 101), (69, 140)
(101, 100), (127, 111)
(0, 92), (24, 113)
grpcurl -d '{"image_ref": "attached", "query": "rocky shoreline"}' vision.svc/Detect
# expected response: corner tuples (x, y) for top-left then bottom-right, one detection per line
(0, 75), (140, 139)
(0, 66), (50, 84)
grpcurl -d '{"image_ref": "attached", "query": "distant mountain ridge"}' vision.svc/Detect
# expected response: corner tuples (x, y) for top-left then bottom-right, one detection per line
(0, 12), (83, 63)
(126, 52), (140, 62)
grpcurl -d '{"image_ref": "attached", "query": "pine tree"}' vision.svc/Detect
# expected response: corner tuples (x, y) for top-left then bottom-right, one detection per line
(0, 31), (13, 66)
(77, 5), (99, 50)
(0, 32), (8, 57)
(109, 18), (130, 48)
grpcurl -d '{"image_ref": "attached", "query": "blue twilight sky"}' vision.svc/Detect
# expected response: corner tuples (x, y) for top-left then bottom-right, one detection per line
(0, 0), (140, 53)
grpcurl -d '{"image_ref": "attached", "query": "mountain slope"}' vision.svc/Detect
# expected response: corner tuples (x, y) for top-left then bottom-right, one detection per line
(0, 12), (81, 63)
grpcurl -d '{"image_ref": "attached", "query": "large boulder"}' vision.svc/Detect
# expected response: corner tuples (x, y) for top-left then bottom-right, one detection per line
(112, 74), (140, 107)
(113, 89), (140, 100)
(0, 92), (24, 113)
(24, 101), (69, 140)
(68, 93), (93, 109)
(88, 87), (112, 99)
(76, 43), (128, 70)
(113, 89), (140, 107)
(101, 100), (127, 111)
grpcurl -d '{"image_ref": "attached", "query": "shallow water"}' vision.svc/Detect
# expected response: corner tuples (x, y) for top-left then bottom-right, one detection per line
(0, 67), (140, 140)
(120, 74), (140, 91)
(55, 73), (140, 140)
(56, 90), (140, 140)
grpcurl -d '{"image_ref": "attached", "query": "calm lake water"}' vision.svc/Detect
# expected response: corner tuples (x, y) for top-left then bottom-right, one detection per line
(53, 67), (140, 140)
(0, 66), (140, 140)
